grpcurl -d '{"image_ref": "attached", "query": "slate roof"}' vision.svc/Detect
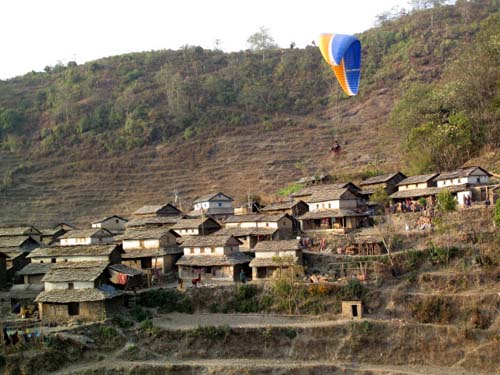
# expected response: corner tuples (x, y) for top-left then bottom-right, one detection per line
(28, 244), (118, 258)
(126, 216), (184, 228)
(16, 263), (55, 276)
(390, 187), (441, 199)
(188, 207), (235, 216)
(121, 248), (170, 259)
(171, 217), (220, 230)
(91, 215), (128, 224)
(298, 209), (369, 220)
(108, 264), (143, 276)
(193, 192), (233, 204)
(260, 201), (304, 212)
(253, 239), (302, 252)
(359, 172), (406, 186)
(214, 227), (278, 237)
(0, 236), (33, 248)
(249, 257), (299, 268)
(291, 182), (360, 198)
(434, 166), (492, 181)
(224, 214), (286, 224)
(396, 173), (439, 186)
(117, 228), (178, 241)
(176, 252), (252, 266)
(35, 286), (123, 303)
(181, 235), (240, 248)
(9, 284), (44, 299)
(0, 226), (41, 237)
(41, 262), (108, 283)
(306, 188), (357, 203)
(59, 229), (113, 239)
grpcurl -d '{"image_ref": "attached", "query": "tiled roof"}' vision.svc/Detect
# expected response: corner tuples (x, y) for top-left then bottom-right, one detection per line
(176, 252), (252, 266)
(434, 166), (491, 181)
(41, 262), (108, 283)
(214, 227), (278, 237)
(0, 226), (40, 237)
(35, 286), (123, 303)
(390, 187), (441, 199)
(28, 244), (118, 258)
(117, 228), (178, 241)
(396, 173), (439, 186)
(0, 236), (33, 248)
(291, 182), (360, 198)
(249, 257), (299, 268)
(193, 192), (233, 203)
(181, 235), (240, 248)
(171, 217), (219, 230)
(121, 248), (169, 259)
(59, 229), (112, 239)
(9, 284), (44, 299)
(306, 188), (356, 203)
(298, 209), (369, 220)
(16, 263), (54, 276)
(253, 240), (302, 252)
(224, 214), (286, 224)
(91, 215), (128, 224)
(108, 264), (143, 276)
(260, 201), (303, 211)
(360, 172), (406, 186)
(126, 216), (183, 228)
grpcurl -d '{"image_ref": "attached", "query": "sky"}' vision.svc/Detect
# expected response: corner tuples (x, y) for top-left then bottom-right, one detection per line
(0, 0), (411, 80)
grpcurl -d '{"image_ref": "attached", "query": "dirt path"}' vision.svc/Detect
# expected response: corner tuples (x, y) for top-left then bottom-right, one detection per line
(53, 358), (495, 375)
(153, 312), (333, 330)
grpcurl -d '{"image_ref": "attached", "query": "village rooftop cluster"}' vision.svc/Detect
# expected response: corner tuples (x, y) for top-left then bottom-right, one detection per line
(0, 165), (498, 323)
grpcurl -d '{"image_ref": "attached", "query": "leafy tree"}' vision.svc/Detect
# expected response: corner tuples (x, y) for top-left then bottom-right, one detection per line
(247, 26), (278, 60)
(371, 186), (390, 211)
(269, 256), (305, 314)
(494, 198), (500, 228)
(436, 189), (457, 212)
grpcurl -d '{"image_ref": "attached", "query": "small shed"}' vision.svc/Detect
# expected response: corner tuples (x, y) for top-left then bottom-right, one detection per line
(341, 300), (363, 319)
(108, 263), (144, 290)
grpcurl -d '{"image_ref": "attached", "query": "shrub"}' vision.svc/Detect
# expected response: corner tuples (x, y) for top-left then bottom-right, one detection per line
(139, 319), (153, 331)
(494, 198), (500, 228)
(138, 289), (193, 313)
(130, 305), (153, 322)
(99, 326), (118, 338)
(339, 278), (368, 301)
(436, 190), (457, 212)
(112, 315), (134, 329)
(284, 328), (298, 340)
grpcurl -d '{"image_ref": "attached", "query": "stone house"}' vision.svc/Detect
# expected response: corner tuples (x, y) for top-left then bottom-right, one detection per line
(434, 166), (493, 205)
(0, 236), (40, 280)
(35, 262), (123, 323)
(27, 244), (122, 265)
(249, 239), (303, 280)
(176, 235), (252, 282)
(39, 228), (69, 246)
(91, 215), (128, 233)
(260, 200), (309, 217)
(127, 203), (184, 229)
(291, 182), (361, 201)
(359, 172), (407, 197)
(210, 227), (279, 250)
(59, 228), (114, 246)
(298, 209), (369, 233)
(390, 173), (440, 205)
(189, 192), (234, 219)
(0, 226), (42, 242)
(119, 228), (182, 274)
(304, 188), (361, 212)
(132, 203), (183, 218)
(171, 217), (222, 236)
(224, 214), (294, 240)
(9, 263), (54, 306)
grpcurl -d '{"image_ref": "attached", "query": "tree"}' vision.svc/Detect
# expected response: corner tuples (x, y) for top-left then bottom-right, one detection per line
(371, 186), (390, 212)
(269, 256), (305, 314)
(494, 198), (500, 228)
(436, 189), (457, 212)
(247, 26), (278, 60)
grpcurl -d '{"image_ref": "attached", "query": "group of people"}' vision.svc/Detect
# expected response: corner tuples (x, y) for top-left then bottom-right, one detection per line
(2, 326), (43, 348)
(389, 199), (429, 214)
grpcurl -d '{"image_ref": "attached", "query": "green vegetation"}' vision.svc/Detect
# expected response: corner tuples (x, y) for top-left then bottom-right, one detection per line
(494, 198), (500, 227)
(137, 288), (193, 313)
(436, 190), (457, 212)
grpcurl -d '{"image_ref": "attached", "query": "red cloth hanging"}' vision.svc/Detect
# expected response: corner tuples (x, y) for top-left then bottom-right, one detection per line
(117, 273), (128, 285)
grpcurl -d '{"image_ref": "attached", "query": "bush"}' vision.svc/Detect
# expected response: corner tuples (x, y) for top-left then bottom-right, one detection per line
(437, 190), (457, 212)
(494, 198), (500, 228)
(112, 315), (134, 329)
(130, 305), (153, 322)
(99, 326), (118, 338)
(339, 278), (368, 301)
(138, 289), (193, 313)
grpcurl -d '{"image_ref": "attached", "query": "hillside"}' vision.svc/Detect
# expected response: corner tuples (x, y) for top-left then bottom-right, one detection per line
(0, 0), (499, 225)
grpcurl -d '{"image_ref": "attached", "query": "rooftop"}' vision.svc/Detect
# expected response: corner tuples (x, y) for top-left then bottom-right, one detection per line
(118, 228), (179, 241)
(390, 187), (441, 199)
(42, 262), (108, 283)
(291, 182), (360, 198)
(0, 236), (35, 248)
(181, 235), (240, 248)
(126, 216), (184, 228)
(225, 214), (287, 224)
(28, 244), (119, 258)
(133, 203), (181, 216)
(35, 286), (123, 303)
(397, 173), (439, 186)
(298, 209), (369, 220)
(306, 188), (356, 203)
(91, 215), (128, 224)
(59, 229), (113, 239)
(16, 262), (55, 276)
(0, 226), (41, 237)
(214, 227), (278, 237)
(176, 252), (252, 266)
(359, 172), (406, 186)
(193, 192), (233, 204)
(253, 239), (302, 252)
(434, 166), (492, 181)
(171, 217), (220, 230)
(260, 201), (304, 212)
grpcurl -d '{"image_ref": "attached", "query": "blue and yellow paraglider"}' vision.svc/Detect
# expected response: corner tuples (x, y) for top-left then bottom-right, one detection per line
(318, 33), (361, 96)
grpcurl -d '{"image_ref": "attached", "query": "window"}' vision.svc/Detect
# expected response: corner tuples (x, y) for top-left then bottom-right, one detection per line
(116, 219), (119, 224)
(218, 203), (222, 207)
(190, 248), (194, 254)
(68, 282), (74, 290)
(206, 266), (212, 274)
(477, 177), (480, 183)
(51, 258), (56, 263)
(68, 302), (79, 316)
(200, 248), (205, 254)
(316, 204), (319, 209)
(328, 203), (331, 208)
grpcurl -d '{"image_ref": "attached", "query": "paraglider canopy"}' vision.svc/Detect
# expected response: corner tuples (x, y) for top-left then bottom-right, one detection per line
(318, 33), (361, 96)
